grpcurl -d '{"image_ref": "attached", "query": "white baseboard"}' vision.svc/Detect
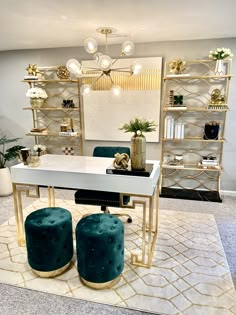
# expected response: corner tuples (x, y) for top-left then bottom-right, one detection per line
(221, 190), (236, 197)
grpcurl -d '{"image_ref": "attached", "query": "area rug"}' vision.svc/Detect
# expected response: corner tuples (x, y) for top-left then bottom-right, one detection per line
(0, 198), (236, 315)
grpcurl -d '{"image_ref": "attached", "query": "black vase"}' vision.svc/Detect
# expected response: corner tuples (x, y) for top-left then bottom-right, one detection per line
(204, 122), (220, 140)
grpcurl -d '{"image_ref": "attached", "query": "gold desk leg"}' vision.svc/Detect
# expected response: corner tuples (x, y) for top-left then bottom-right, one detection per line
(48, 186), (55, 207)
(12, 183), (40, 246)
(121, 185), (159, 268)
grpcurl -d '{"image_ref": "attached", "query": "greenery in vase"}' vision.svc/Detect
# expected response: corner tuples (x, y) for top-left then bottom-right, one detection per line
(33, 144), (46, 156)
(119, 117), (157, 136)
(208, 47), (233, 60)
(0, 135), (24, 168)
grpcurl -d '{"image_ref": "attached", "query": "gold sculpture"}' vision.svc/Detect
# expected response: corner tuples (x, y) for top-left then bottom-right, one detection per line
(169, 58), (186, 74)
(113, 153), (129, 169)
(56, 66), (70, 79)
(26, 64), (40, 76)
(210, 89), (225, 104)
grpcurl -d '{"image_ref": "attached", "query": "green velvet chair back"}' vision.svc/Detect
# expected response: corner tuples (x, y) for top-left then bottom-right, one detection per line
(93, 146), (130, 158)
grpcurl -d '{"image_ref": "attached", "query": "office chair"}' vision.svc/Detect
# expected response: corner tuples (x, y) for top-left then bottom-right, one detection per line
(74, 146), (132, 223)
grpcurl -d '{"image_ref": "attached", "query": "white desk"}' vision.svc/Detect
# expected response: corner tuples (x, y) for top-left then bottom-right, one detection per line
(11, 154), (160, 268)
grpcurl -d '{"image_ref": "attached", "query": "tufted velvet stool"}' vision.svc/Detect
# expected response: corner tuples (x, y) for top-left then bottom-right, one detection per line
(25, 207), (74, 278)
(76, 213), (124, 289)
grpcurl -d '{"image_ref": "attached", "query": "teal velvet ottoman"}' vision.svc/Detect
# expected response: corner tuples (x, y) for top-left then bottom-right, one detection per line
(25, 207), (74, 277)
(76, 213), (124, 289)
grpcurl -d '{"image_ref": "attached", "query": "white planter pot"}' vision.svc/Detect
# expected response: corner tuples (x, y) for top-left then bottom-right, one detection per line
(0, 167), (13, 196)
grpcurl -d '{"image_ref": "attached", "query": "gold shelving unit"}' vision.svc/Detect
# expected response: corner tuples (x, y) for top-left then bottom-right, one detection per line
(22, 67), (84, 155)
(160, 59), (233, 201)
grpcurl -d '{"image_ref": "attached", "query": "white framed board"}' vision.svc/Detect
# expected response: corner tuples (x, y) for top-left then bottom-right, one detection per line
(82, 57), (162, 142)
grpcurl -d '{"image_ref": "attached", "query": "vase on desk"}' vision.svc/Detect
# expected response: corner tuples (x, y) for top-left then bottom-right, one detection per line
(130, 134), (146, 170)
(27, 152), (41, 167)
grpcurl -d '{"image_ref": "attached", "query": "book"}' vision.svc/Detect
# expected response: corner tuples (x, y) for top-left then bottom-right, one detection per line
(166, 74), (190, 78)
(31, 128), (47, 133)
(106, 163), (153, 177)
(165, 106), (187, 111)
(162, 164), (184, 169)
(59, 131), (77, 136)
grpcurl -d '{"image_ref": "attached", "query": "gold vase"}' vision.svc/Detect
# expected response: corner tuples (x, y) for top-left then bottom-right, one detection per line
(30, 98), (45, 108)
(28, 155), (40, 167)
(131, 134), (146, 170)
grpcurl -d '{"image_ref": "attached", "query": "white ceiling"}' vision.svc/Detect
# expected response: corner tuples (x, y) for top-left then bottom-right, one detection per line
(1, 0), (236, 51)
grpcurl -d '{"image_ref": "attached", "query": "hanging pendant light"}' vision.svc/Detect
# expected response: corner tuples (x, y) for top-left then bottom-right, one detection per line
(80, 84), (92, 96)
(84, 38), (97, 54)
(111, 85), (121, 96)
(66, 27), (141, 96)
(122, 41), (135, 56)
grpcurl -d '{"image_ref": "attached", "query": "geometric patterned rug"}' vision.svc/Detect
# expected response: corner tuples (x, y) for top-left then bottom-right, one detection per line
(0, 198), (236, 315)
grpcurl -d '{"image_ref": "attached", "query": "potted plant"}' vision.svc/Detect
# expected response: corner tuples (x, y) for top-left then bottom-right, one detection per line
(119, 118), (157, 170)
(0, 135), (24, 196)
(208, 47), (233, 75)
(26, 87), (48, 108)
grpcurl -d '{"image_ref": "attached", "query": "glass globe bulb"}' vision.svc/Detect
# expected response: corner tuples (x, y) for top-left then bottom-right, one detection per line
(80, 84), (92, 96)
(94, 52), (103, 62)
(84, 38), (97, 54)
(122, 41), (135, 56)
(131, 62), (142, 75)
(98, 55), (112, 70)
(111, 85), (121, 96)
(66, 59), (82, 74)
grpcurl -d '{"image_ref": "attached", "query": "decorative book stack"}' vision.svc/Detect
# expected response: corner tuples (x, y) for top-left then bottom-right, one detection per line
(199, 156), (219, 169)
(164, 116), (184, 139)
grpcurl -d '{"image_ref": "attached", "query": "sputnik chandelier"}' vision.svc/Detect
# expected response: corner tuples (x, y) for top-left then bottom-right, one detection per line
(66, 27), (142, 96)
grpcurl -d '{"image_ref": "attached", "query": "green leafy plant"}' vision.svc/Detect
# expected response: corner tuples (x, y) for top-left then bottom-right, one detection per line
(0, 135), (24, 168)
(209, 47), (233, 60)
(119, 117), (157, 136)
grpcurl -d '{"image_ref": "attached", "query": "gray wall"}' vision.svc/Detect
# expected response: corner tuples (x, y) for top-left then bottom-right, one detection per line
(1, 38), (235, 191)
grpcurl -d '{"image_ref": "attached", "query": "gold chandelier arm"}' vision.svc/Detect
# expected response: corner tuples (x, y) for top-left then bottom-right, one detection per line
(105, 32), (108, 54)
(112, 68), (132, 72)
(111, 68), (133, 75)
(112, 58), (120, 66)
(84, 67), (102, 71)
(92, 72), (105, 85)
(109, 75), (114, 85)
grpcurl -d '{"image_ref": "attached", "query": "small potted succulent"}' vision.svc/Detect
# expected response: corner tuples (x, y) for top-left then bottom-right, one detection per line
(119, 118), (157, 170)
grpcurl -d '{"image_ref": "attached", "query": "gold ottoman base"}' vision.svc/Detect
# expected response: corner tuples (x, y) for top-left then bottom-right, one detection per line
(80, 274), (121, 290)
(32, 261), (71, 278)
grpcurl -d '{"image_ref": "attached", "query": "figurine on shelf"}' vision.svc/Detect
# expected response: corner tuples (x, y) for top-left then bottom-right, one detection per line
(174, 95), (183, 105)
(169, 90), (174, 106)
(208, 89), (227, 110)
(168, 58), (186, 74)
(57, 66), (70, 79)
(62, 99), (75, 108)
(24, 64), (40, 80)
(210, 89), (225, 104)
(62, 147), (74, 155)
(60, 118), (69, 132)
